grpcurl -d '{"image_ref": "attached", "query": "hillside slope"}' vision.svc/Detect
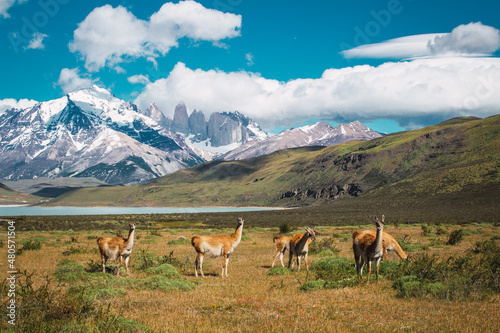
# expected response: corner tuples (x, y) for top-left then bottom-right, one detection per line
(48, 115), (500, 210)
(0, 182), (41, 205)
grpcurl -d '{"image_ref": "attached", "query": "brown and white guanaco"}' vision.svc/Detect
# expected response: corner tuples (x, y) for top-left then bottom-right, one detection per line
(288, 228), (317, 272)
(352, 215), (408, 283)
(191, 217), (244, 278)
(97, 222), (136, 276)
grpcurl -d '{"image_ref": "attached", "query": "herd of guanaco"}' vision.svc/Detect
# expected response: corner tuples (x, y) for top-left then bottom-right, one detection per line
(97, 215), (409, 282)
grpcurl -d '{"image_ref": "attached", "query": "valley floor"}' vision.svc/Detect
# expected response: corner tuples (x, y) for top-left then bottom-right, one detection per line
(1, 222), (499, 332)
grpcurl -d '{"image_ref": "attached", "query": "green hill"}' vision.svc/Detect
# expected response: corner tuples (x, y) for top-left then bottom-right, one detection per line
(48, 115), (500, 221)
(0, 182), (41, 205)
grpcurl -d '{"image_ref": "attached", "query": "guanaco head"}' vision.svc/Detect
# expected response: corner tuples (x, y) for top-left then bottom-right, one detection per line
(305, 228), (317, 241)
(374, 215), (385, 230)
(237, 217), (244, 226)
(129, 223), (136, 230)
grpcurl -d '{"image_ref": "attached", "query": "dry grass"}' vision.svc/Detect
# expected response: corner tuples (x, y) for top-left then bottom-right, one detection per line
(1, 222), (499, 332)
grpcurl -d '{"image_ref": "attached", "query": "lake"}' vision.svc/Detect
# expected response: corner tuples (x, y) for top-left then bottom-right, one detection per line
(0, 206), (279, 216)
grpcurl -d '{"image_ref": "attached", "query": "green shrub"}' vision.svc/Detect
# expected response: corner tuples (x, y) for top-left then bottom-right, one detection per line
(279, 222), (290, 234)
(421, 225), (431, 236)
(301, 280), (326, 292)
(0, 271), (151, 332)
(309, 237), (340, 255)
(268, 267), (292, 276)
(306, 257), (360, 289)
(144, 264), (181, 278)
(447, 229), (464, 245)
(391, 240), (500, 300)
(21, 239), (42, 251)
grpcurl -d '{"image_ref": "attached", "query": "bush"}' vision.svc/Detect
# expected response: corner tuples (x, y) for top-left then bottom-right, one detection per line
(279, 223), (291, 234)
(301, 280), (326, 292)
(144, 264), (181, 278)
(391, 240), (500, 300)
(268, 267), (292, 276)
(21, 239), (42, 251)
(0, 270), (151, 332)
(302, 257), (360, 290)
(447, 229), (464, 245)
(309, 237), (340, 256)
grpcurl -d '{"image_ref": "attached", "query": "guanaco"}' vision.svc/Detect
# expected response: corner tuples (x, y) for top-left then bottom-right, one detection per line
(288, 228), (317, 271)
(97, 222), (136, 276)
(191, 217), (244, 278)
(353, 216), (408, 283)
(272, 235), (292, 268)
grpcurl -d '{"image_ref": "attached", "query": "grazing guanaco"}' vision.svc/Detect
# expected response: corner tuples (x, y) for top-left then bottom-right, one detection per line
(352, 216), (391, 284)
(97, 222), (136, 276)
(288, 228), (317, 272)
(191, 217), (244, 278)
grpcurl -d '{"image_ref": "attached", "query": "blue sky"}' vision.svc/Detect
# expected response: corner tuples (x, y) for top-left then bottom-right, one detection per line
(1, 0), (500, 133)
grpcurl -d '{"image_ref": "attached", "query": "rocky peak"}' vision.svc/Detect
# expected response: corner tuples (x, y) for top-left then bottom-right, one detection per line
(189, 109), (207, 141)
(171, 102), (189, 134)
(207, 112), (247, 147)
(144, 103), (172, 129)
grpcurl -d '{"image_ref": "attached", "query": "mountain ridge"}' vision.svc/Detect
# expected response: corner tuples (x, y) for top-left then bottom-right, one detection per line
(0, 85), (202, 185)
(222, 120), (381, 160)
(45, 114), (500, 208)
(1, 85), (383, 187)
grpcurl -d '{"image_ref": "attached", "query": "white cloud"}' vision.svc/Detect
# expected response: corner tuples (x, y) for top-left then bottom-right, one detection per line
(134, 58), (500, 130)
(147, 57), (158, 70)
(57, 68), (95, 94)
(25, 32), (48, 50)
(342, 22), (500, 59)
(128, 74), (151, 85)
(245, 52), (254, 66)
(342, 34), (444, 59)
(0, 97), (38, 114)
(0, 0), (27, 18)
(69, 1), (241, 72)
(428, 22), (500, 56)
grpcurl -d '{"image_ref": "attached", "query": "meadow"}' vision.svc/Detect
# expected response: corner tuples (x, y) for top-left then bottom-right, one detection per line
(1, 215), (499, 332)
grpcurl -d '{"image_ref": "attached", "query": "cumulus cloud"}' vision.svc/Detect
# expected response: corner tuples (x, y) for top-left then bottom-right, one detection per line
(342, 22), (500, 59)
(134, 58), (500, 130)
(25, 32), (48, 50)
(69, 1), (241, 72)
(0, 0), (27, 18)
(428, 22), (500, 56)
(0, 97), (38, 114)
(57, 68), (95, 94)
(128, 74), (151, 85)
(245, 52), (254, 66)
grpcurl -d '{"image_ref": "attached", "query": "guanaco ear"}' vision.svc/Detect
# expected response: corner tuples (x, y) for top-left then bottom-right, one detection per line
(381, 215), (385, 223)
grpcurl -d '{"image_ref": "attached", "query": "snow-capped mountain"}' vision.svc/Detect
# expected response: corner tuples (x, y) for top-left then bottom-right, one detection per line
(0, 86), (203, 185)
(222, 121), (382, 161)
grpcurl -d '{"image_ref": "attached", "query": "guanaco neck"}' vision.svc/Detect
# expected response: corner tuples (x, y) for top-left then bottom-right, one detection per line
(374, 225), (383, 254)
(296, 231), (313, 251)
(231, 222), (244, 247)
(124, 227), (135, 250)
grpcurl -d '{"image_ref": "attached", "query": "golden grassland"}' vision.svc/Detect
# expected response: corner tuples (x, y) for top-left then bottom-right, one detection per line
(1, 221), (499, 332)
